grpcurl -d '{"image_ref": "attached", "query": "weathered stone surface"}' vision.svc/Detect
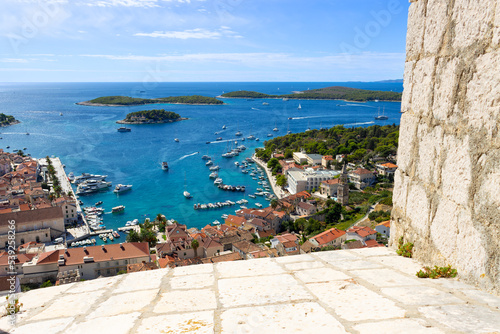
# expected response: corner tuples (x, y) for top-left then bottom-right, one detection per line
(2, 249), (500, 333)
(220, 302), (347, 333)
(392, 0), (500, 294)
(216, 257), (284, 278)
(353, 318), (445, 334)
(307, 280), (406, 322)
(218, 274), (311, 307)
(137, 311), (214, 334)
(419, 304), (500, 333)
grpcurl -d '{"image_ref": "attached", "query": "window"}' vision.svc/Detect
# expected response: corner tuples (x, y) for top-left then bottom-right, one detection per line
(107, 269), (110, 275)
(36, 236), (40, 243)
(21, 238), (25, 244)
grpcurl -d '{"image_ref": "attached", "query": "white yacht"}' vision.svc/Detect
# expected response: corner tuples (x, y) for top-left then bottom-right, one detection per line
(183, 191), (192, 199)
(174, 138), (179, 142)
(113, 184), (132, 193)
(214, 178), (223, 185)
(235, 131), (242, 136)
(222, 125), (226, 129)
(201, 155), (211, 160)
(209, 165), (220, 171)
(209, 172), (218, 179)
(246, 135), (255, 140)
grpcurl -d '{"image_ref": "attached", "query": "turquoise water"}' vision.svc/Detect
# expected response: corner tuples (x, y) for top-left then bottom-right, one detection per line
(0, 82), (402, 241)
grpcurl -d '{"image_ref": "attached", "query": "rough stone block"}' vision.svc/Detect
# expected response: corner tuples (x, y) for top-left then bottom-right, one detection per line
(294, 267), (350, 283)
(218, 274), (311, 308)
(66, 276), (119, 294)
(30, 292), (100, 321)
(136, 311), (214, 334)
(169, 273), (214, 290)
(371, 255), (423, 276)
(406, 0), (426, 59)
(65, 313), (140, 334)
(351, 268), (424, 287)
(353, 318), (445, 334)
(452, 0), (495, 50)
(423, 0), (449, 54)
(410, 57), (436, 116)
(153, 289), (216, 313)
(216, 257), (284, 278)
(86, 289), (157, 319)
(274, 253), (316, 263)
(419, 304), (500, 333)
(10, 318), (74, 334)
(172, 263), (212, 276)
(308, 281), (406, 322)
(381, 286), (464, 305)
(284, 260), (324, 271)
(113, 269), (167, 293)
(220, 302), (347, 333)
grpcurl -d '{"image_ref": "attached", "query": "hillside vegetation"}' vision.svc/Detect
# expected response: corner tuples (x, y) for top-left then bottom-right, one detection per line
(221, 86), (401, 102)
(256, 124), (399, 163)
(0, 113), (18, 126)
(83, 95), (223, 106)
(121, 109), (181, 123)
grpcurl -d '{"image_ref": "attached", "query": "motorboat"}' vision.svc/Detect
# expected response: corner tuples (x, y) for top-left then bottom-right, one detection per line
(162, 162), (169, 170)
(262, 102), (269, 106)
(73, 173), (108, 184)
(267, 133), (273, 137)
(201, 155), (211, 160)
(247, 135), (255, 140)
(112, 205), (125, 213)
(216, 137), (223, 141)
(222, 125), (226, 129)
(235, 131), (242, 136)
(113, 184), (132, 193)
(205, 160), (213, 166)
(209, 165), (220, 171)
(214, 178), (223, 185)
(174, 138), (179, 142)
(183, 191), (192, 199)
(117, 127), (131, 132)
(209, 172), (218, 179)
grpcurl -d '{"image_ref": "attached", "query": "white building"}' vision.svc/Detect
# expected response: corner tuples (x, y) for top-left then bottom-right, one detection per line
(292, 152), (308, 164)
(287, 168), (340, 194)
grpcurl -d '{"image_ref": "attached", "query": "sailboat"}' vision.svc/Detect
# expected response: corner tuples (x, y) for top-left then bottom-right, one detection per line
(306, 121), (311, 131)
(298, 103), (302, 110)
(183, 172), (191, 198)
(273, 121), (278, 132)
(287, 121), (292, 135)
(235, 122), (242, 136)
(375, 107), (389, 120)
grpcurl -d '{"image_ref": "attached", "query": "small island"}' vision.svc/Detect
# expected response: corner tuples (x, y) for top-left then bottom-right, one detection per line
(220, 86), (402, 102)
(117, 109), (186, 124)
(78, 95), (223, 106)
(0, 113), (19, 127)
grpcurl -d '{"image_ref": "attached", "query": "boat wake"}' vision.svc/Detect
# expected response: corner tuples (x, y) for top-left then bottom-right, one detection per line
(251, 108), (260, 111)
(178, 152), (199, 161)
(345, 103), (377, 108)
(343, 121), (375, 127)
(289, 116), (325, 120)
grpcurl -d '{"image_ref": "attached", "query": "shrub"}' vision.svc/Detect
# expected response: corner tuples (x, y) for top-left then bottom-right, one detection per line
(416, 266), (457, 279)
(40, 280), (53, 288)
(396, 237), (413, 258)
(4, 297), (22, 316)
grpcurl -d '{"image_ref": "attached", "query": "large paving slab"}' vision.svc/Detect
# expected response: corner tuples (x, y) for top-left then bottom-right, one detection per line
(3, 248), (500, 333)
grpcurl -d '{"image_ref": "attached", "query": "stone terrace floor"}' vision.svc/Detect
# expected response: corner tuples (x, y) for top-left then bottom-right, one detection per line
(2, 248), (500, 333)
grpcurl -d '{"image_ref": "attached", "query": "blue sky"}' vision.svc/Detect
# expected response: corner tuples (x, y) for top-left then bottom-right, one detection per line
(0, 0), (410, 82)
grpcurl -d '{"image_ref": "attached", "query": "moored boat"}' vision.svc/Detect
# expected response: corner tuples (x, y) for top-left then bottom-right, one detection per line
(162, 162), (169, 170)
(112, 205), (125, 213)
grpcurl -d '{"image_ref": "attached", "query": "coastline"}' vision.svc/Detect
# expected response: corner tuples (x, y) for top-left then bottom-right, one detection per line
(252, 153), (287, 200)
(0, 120), (20, 127)
(216, 96), (400, 103)
(76, 101), (225, 107)
(116, 117), (188, 124)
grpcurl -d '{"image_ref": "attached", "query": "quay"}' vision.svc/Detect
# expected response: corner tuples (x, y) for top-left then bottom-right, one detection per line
(39, 157), (91, 244)
(252, 154), (287, 199)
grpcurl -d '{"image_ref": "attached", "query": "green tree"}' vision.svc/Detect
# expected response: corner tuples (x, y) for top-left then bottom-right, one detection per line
(270, 199), (279, 210)
(191, 239), (200, 258)
(276, 174), (287, 187)
(326, 202), (342, 225)
(126, 230), (141, 243)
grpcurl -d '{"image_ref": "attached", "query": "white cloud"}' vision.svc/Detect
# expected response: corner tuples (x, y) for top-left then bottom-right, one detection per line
(0, 58), (29, 63)
(134, 28), (220, 39)
(134, 27), (241, 39)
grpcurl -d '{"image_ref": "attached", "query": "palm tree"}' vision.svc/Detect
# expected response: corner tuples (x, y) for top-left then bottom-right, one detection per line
(270, 199), (279, 210)
(191, 239), (199, 258)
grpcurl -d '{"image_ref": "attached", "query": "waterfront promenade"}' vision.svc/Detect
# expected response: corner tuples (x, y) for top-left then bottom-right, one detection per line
(252, 154), (287, 199)
(39, 157), (90, 242)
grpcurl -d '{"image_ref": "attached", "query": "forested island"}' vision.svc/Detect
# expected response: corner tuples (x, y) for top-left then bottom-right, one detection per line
(220, 86), (401, 102)
(78, 95), (223, 106)
(117, 109), (185, 124)
(256, 124), (399, 163)
(0, 113), (19, 127)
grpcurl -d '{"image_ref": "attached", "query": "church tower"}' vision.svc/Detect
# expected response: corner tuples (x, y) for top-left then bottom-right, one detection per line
(337, 163), (349, 206)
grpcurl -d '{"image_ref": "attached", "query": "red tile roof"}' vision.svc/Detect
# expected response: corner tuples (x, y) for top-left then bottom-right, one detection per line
(347, 226), (377, 238)
(225, 215), (246, 227)
(276, 233), (298, 243)
(352, 168), (374, 175)
(380, 163), (398, 168)
(377, 221), (391, 228)
(322, 178), (340, 185)
(364, 239), (385, 248)
(312, 228), (346, 246)
(61, 242), (149, 266)
(36, 250), (60, 265)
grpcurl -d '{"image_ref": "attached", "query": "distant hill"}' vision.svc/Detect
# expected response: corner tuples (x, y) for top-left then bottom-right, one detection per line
(77, 95), (223, 106)
(375, 79), (404, 83)
(221, 86), (401, 102)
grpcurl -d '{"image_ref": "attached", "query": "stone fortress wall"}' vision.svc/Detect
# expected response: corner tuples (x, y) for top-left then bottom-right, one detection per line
(391, 0), (500, 294)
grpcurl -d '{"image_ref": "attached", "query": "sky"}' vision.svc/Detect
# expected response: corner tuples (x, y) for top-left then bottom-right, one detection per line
(0, 0), (411, 82)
